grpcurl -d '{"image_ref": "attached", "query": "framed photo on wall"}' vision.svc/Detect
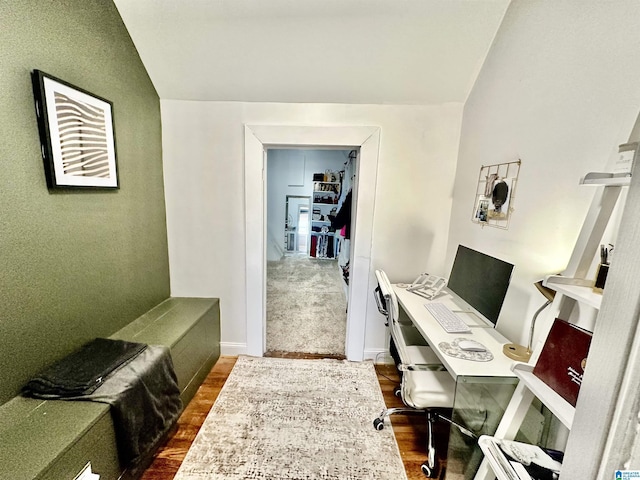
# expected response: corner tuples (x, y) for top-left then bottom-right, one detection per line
(32, 70), (119, 189)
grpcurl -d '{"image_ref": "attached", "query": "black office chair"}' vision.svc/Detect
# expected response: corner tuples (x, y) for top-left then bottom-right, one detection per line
(373, 270), (476, 477)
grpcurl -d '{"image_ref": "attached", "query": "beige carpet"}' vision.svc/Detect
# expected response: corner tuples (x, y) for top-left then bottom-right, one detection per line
(173, 356), (408, 480)
(267, 254), (347, 355)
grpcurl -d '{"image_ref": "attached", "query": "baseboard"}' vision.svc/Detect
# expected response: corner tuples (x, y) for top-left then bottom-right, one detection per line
(220, 342), (248, 356)
(221, 344), (390, 362)
(364, 349), (394, 364)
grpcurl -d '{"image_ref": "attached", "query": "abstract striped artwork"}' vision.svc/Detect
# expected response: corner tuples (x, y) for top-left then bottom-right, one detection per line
(54, 92), (110, 179)
(32, 70), (118, 189)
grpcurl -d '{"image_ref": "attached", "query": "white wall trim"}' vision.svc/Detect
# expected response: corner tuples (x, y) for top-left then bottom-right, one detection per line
(244, 125), (381, 361)
(220, 342), (248, 356)
(364, 349), (393, 364)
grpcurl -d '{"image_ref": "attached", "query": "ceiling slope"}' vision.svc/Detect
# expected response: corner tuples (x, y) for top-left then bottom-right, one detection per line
(114, 0), (509, 104)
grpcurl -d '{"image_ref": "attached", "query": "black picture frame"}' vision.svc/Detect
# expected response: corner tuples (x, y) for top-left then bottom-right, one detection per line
(32, 70), (119, 189)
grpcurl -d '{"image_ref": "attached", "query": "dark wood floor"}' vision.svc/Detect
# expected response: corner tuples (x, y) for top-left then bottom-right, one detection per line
(140, 355), (449, 480)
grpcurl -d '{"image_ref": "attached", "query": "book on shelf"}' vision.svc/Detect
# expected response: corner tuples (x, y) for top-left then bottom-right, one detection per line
(480, 436), (563, 480)
(532, 318), (593, 407)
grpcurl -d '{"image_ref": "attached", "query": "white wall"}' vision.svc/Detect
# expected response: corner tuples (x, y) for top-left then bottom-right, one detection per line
(266, 149), (347, 260)
(448, 1), (640, 346)
(161, 102), (464, 354)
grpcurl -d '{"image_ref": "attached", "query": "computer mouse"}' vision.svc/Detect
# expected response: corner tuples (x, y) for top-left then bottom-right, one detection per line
(458, 340), (486, 352)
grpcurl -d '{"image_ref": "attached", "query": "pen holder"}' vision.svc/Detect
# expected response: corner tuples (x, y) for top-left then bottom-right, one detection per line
(593, 263), (609, 294)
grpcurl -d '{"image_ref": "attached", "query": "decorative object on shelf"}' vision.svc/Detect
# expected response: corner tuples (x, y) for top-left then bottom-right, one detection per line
(32, 70), (118, 189)
(532, 318), (593, 408)
(503, 280), (556, 362)
(472, 159), (521, 229)
(593, 264), (609, 293)
(593, 243), (613, 293)
(614, 142), (638, 176)
(324, 169), (340, 182)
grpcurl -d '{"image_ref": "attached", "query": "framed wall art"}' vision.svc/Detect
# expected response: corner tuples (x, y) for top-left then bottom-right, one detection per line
(32, 70), (118, 189)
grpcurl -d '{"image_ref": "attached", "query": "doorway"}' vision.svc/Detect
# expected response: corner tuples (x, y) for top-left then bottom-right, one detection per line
(266, 149), (353, 357)
(244, 124), (381, 361)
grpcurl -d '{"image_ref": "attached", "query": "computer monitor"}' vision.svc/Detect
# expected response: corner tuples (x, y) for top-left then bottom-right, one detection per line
(446, 245), (514, 327)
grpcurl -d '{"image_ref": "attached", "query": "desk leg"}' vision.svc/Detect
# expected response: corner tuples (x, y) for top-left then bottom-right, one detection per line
(473, 382), (536, 480)
(446, 377), (518, 479)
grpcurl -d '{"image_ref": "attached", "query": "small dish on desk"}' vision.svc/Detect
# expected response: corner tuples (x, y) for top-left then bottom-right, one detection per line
(397, 283), (409, 288)
(458, 340), (487, 352)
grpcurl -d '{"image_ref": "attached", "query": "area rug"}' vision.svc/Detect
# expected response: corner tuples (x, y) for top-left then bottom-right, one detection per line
(173, 356), (407, 480)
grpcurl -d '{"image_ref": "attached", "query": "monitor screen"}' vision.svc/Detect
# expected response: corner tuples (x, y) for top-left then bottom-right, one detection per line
(446, 245), (514, 326)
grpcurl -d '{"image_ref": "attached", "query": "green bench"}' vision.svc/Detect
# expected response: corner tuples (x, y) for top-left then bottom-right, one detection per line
(0, 297), (220, 480)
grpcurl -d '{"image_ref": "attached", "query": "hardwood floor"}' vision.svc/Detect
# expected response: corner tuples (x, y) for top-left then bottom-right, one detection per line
(140, 355), (449, 480)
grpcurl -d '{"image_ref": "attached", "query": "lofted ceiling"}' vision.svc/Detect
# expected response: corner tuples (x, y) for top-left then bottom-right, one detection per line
(114, 0), (510, 104)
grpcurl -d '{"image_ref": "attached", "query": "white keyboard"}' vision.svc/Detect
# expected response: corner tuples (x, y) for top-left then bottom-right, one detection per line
(424, 302), (471, 333)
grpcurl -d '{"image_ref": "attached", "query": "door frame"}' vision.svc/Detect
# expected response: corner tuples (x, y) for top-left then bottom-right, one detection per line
(244, 125), (380, 360)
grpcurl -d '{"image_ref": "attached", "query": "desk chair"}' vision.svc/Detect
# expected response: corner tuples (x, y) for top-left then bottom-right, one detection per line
(373, 270), (473, 477)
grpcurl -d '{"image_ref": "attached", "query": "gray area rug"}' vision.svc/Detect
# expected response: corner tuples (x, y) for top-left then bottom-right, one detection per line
(267, 254), (347, 355)
(173, 356), (408, 480)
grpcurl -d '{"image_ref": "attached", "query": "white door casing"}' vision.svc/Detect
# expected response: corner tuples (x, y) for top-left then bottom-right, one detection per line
(244, 125), (381, 360)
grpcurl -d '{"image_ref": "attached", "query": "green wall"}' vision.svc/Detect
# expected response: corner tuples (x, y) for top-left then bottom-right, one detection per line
(0, 1), (170, 404)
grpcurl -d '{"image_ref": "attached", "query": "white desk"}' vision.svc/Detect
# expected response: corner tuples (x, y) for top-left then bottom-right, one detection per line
(393, 285), (516, 380)
(393, 284), (519, 478)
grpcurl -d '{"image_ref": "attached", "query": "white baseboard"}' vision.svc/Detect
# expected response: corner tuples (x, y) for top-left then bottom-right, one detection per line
(220, 342), (248, 356)
(364, 349), (394, 364)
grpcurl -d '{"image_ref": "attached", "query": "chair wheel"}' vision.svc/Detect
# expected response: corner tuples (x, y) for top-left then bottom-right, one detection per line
(373, 418), (385, 430)
(421, 461), (439, 478)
